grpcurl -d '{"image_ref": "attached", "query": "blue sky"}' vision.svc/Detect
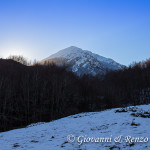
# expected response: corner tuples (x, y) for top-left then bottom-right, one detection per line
(0, 0), (150, 65)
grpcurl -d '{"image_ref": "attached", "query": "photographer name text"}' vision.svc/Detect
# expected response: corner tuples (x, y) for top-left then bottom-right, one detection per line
(67, 135), (149, 145)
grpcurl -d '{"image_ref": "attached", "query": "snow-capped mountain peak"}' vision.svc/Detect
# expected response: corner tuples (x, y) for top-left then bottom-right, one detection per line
(42, 46), (124, 76)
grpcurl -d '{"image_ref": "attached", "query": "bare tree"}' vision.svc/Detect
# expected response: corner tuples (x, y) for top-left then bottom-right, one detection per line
(7, 55), (29, 65)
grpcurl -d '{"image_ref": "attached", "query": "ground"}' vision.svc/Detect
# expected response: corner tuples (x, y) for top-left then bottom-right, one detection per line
(0, 105), (150, 150)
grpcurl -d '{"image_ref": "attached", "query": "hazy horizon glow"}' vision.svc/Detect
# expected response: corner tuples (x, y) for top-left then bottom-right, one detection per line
(0, 0), (150, 66)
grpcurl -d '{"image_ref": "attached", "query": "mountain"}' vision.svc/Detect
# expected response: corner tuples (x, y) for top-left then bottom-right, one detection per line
(1, 104), (150, 150)
(41, 46), (124, 76)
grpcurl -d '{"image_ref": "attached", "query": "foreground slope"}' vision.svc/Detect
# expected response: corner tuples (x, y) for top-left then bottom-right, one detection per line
(0, 105), (150, 150)
(42, 46), (124, 76)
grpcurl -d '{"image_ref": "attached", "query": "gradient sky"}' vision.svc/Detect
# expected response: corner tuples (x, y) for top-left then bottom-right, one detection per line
(0, 0), (150, 66)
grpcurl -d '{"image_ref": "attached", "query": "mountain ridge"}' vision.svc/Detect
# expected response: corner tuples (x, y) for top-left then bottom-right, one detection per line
(41, 46), (124, 76)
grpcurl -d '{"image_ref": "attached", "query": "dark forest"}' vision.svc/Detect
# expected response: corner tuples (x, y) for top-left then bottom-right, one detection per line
(0, 58), (150, 132)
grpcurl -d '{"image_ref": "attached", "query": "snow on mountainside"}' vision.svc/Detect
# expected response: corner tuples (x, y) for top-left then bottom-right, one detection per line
(0, 104), (150, 150)
(41, 46), (124, 76)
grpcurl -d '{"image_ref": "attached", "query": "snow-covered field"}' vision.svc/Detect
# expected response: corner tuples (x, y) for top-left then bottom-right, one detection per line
(0, 105), (150, 150)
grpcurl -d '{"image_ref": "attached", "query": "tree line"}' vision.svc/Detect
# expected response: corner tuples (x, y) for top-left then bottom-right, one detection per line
(0, 57), (150, 131)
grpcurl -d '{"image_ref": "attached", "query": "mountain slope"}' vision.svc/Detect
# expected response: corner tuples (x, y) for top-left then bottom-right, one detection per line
(0, 104), (150, 150)
(42, 46), (124, 76)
